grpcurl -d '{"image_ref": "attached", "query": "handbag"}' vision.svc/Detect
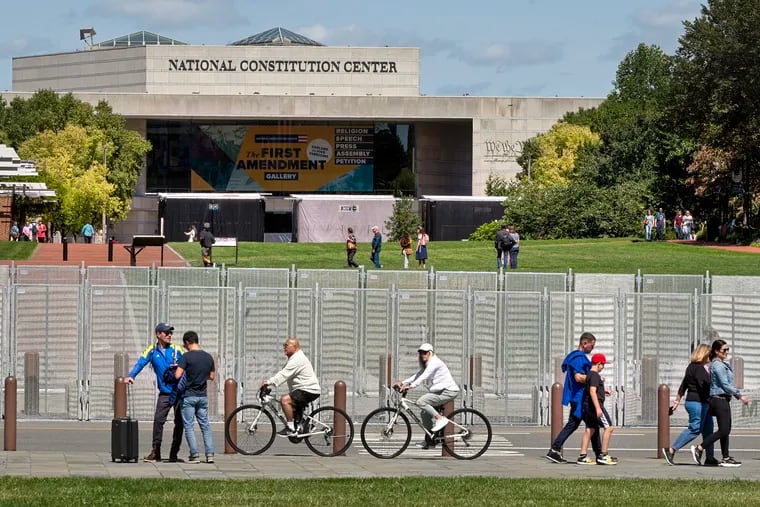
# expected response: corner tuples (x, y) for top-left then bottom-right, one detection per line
(404, 247), (413, 255)
(347, 241), (356, 249)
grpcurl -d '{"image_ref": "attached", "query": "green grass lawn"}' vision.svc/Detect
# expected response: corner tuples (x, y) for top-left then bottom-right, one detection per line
(169, 238), (760, 275)
(1, 238), (757, 275)
(0, 477), (752, 506)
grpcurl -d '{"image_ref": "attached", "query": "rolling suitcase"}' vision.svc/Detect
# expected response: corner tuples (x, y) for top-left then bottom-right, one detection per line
(111, 417), (139, 462)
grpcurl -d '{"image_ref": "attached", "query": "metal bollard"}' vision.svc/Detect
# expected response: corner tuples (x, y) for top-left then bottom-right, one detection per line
(657, 384), (670, 459)
(550, 382), (563, 447)
(113, 353), (129, 379)
(108, 237), (115, 262)
(441, 400), (455, 457)
(333, 380), (347, 456)
(24, 352), (40, 416)
(469, 354), (482, 388)
(62, 237), (68, 261)
(113, 377), (127, 419)
(4, 376), (17, 451)
(224, 378), (237, 454)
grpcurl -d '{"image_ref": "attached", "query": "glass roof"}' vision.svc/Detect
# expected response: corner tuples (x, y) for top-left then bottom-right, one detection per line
(230, 27), (323, 47)
(94, 31), (188, 48)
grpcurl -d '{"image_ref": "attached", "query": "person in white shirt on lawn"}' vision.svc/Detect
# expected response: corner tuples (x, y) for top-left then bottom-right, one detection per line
(393, 342), (460, 449)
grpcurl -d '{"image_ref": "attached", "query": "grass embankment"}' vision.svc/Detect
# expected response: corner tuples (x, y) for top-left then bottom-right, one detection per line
(0, 477), (751, 506)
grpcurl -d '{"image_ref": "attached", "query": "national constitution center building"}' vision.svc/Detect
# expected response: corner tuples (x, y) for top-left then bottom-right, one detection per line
(7, 28), (602, 241)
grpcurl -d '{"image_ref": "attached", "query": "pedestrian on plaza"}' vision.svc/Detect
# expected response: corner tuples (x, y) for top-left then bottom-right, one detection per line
(81, 222), (94, 243)
(674, 211), (683, 240)
(346, 227), (359, 268)
(494, 223), (510, 269)
(545, 332), (602, 463)
(643, 209), (655, 241)
(21, 222), (31, 241)
(36, 220), (47, 243)
(415, 226), (429, 268)
(393, 342), (459, 450)
(400, 232), (412, 269)
(578, 353), (617, 465)
(30, 221), (38, 242)
(199, 222), (215, 267)
(175, 330), (216, 464)
(691, 339), (750, 467)
(184, 224), (197, 243)
(663, 343), (717, 466)
(125, 322), (185, 463)
(370, 225), (382, 269)
(683, 211), (694, 240)
(508, 226), (520, 269)
(9, 221), (19, 241)
(655, 208), (666, 240)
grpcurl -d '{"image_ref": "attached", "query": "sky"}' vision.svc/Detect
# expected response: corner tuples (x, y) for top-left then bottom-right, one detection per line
(0, 0), (705, 98)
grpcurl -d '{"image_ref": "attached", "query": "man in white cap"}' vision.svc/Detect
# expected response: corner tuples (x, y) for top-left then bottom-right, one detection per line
(394, 342), (460, 449)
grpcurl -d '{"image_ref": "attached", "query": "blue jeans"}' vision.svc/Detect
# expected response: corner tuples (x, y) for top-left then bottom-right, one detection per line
(671, 400), (714, 458)
(181, 395), (214, 458)
(509, 248), (519, 269)
(371, 250), (381, 268)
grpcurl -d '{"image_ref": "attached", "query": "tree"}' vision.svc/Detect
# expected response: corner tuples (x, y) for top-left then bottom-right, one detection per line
(0, 92), (151, 225)
(524, 123), (601, 186)
(384, 195), (420, 241)
(671, 0), (760, 226)
(19, 125), (122, 234)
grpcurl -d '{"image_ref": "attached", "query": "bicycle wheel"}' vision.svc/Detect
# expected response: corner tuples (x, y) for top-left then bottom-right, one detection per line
(360, 407), (411, 459)
(224, 404), (276, 455)
(440, 407), (492, 460)
(303, 405), (355, 457)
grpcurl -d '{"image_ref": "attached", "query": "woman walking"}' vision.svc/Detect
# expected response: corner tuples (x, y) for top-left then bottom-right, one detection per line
(399, 232), (412, 269)
(346, 227), (359, 268)
(662, 344), (716, 465)
(415, 227), (429, 268)
(691, 339), (750, 467)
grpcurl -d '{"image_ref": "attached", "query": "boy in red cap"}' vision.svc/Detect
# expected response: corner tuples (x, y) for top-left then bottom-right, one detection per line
(578, 353), (617, 465)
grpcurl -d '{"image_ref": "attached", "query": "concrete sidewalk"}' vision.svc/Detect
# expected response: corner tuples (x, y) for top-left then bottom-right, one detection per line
(1, 421), (758, 480)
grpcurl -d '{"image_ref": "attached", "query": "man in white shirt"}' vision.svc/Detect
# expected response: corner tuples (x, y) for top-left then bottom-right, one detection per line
(261, 337), (321, 436)
(394, 342), (460, 449)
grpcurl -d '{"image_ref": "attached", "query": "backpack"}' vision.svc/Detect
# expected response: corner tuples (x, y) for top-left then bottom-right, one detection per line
(502, 234), (515, 250)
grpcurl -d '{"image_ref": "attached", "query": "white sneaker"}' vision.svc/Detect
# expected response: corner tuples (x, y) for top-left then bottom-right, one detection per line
(431, 417), (450, 433)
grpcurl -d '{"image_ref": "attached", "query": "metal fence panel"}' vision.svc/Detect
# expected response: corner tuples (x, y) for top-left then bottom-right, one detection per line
(505, 272), (567, 292)
(711, 276), (760, 295)
(156, 267), (220, 288)
(641, 274), (704, 294)
(239, 288), (315, 404)
(574, 274), (634, 295)
(87, 266), (151, 286)
(623, 293), (693, 426)
(164, 286), (235, 420)
(0, 265), (10, 287)
(436, 271), (496, 291)
(14, 265), (82, 285)
(86, 285), (156, 420)
(364, 270), (428, 290)
(13, 284), (82, 418)
(295, 269), (359, 289)
(226, 268), (290, 289)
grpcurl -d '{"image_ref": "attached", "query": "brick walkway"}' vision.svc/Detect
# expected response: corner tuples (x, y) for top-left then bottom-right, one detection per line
(1, 242), (189, 267)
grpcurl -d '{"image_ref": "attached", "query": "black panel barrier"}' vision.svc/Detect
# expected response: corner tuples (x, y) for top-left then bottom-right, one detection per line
(423, 200), (506, 241)
(159, 197), (265, 242)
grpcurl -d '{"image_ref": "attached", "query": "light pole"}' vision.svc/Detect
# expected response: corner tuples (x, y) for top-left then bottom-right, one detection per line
(102, 143), (109, 240)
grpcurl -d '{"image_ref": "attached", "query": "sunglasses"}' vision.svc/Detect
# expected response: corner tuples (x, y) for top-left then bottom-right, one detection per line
(720, 347), (730, 353)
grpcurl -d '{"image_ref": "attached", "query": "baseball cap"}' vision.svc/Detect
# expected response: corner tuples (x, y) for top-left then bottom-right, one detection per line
(591, 353), (607, 364)
(155, 323), (174, 334)
(417, 343), (434, 353)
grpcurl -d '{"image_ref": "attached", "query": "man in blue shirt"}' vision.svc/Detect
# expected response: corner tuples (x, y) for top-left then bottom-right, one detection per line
(126, 323), (185, 463)
(545, 332), (602, 463)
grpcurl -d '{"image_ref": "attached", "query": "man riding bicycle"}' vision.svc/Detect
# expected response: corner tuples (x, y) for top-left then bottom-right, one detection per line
(393, 342), (460, 449)
(260, 337), (321, 437)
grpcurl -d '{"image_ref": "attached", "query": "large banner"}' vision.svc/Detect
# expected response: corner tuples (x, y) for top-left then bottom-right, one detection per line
(190, 124), (374, 192)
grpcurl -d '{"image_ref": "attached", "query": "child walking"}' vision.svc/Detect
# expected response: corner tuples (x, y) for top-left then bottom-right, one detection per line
(577, 353), (617, 465)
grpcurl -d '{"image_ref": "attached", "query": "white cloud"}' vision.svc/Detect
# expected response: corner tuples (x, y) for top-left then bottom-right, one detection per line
(87, 0), (245, 27)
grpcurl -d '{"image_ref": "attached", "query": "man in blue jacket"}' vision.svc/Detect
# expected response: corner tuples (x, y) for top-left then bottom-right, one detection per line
(126, 323), (185, 463)
(545, 332), (602, 464)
